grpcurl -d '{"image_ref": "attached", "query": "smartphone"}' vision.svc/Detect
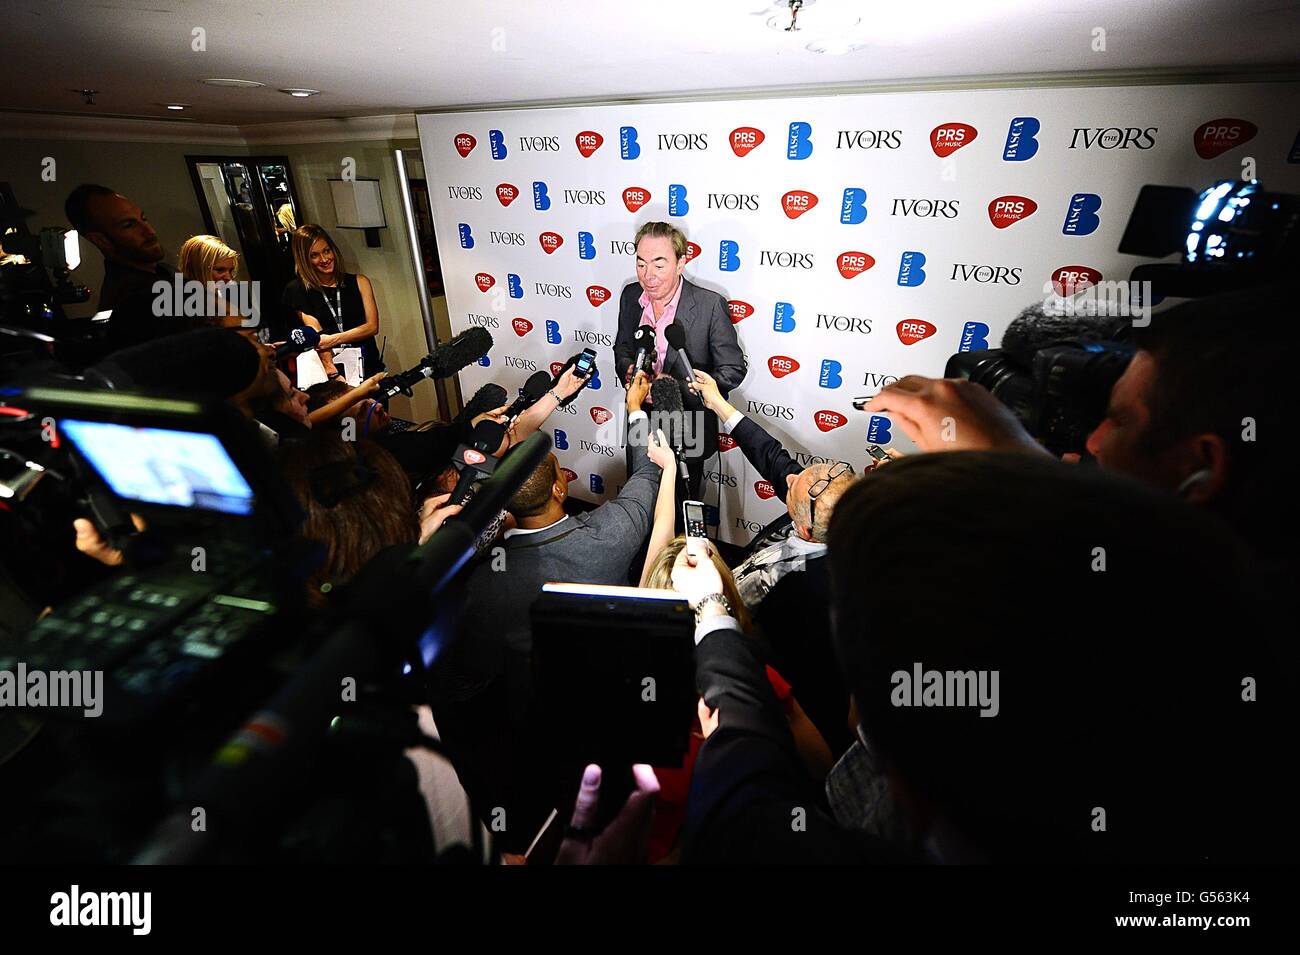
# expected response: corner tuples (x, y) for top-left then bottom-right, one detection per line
(574, 348), (597, 378)
(866, 444), (892, 465)
(682, 499), (708, 555)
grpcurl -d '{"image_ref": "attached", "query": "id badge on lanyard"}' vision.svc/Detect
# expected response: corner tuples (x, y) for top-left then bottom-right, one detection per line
(323, 286), (363, 386)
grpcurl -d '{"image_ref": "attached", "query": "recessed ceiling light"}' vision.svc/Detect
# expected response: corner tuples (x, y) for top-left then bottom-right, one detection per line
(200, 78), (266, 89)
(165, 104), (187, 111)
(279, 88), (321, 98)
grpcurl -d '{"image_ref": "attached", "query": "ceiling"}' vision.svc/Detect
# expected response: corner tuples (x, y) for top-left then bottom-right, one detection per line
(3, 0), (1299, 128)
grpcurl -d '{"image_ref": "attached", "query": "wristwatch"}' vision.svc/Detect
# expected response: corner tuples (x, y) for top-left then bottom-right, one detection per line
(694, 592), (733, 622)
(547, 388), (563, 404)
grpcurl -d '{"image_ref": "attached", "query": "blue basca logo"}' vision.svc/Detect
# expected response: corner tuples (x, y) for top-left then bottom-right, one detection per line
(545, 320), (561, 344)
(704, 504), (719, 526)
(788, 121), (813, 159)
(590, 474), (605, 494)
(1063, 193), (1102, 236)
(668, 184), (690, 217)
(457, 223), (474, 249)
(489, 130), (507, 160)
(867, 414), (893, 444)
(507, 273), (524, 298)
(478, 355), (491, 367)
(841, 188), (868, 224)
(1003, 117), (1041, 161)
(620, 126), (641, 160)
(577, 231), (595, 260)
(897, 251), (927, 287)
(533, 181), (551, 211)
(958, 321), (990, 353)
(719, 239), (741, 272)
(587, 367), (602, 390)
(773, 301), (796, 333)
(554, 428), (569, 450)
(819, 359), (843, 389)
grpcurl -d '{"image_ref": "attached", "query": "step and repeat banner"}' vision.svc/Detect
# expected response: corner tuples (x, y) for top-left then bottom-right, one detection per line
(417, 82), (1300, 544)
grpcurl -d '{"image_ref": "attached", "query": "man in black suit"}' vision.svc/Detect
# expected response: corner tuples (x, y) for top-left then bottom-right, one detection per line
(613, 221), (746, 500)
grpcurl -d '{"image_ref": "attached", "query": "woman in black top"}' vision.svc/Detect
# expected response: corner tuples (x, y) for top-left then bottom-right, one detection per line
(282, 224), (383, 379)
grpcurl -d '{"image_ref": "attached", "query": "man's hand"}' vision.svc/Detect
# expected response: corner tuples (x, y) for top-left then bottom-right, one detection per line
(471, 403), (509, 429)
(869, 376), (1049, 455)
(670, 543), (725, 608)
(691, 369), (737, 421)
(418, 493), (463, 544)
(359, 373), (385, 395)
(626, 371), (650, 413)
(554, 764), (660, 865)
(555, 365), (588, 400)
(647, 428), (675, 472)
(73, 514), (146, 567)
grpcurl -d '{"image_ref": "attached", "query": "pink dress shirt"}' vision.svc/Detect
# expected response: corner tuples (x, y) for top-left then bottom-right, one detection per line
(637, 279), (684, 377)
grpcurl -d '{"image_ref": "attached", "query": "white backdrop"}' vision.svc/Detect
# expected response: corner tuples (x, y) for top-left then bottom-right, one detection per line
(417, 82), (1300, 544)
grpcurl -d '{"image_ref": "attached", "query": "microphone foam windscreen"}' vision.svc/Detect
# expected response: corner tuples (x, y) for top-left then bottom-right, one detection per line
(426, 326), (494, 378)
(663, 323), (686, 350)
(457, 382), (509, 424)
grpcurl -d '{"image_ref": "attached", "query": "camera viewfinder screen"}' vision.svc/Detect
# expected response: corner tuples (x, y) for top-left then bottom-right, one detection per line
(61, 419), (254, 515)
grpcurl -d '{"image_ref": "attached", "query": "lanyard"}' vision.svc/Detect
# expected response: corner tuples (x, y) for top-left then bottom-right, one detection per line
(320, 282), (345, 334)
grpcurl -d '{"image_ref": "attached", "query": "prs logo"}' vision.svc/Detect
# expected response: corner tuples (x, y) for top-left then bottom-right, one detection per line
(538, 231), (564, 254)
(496, 183), (519, 206)
(512, 318), (533, 337)
(1051, 265), (1103, 296)
(474, 273), (495, 292)
(930, 123), (977, 157)
(684, 241), (702, 263)
(755, 480), (777, 500)
(590, 407), (613, 426)
(585, 285), (611, 307)
(813, 410), (847, 432)
(718, 433), (738, 452)
(730, 127), (765, 157)
(575, 131), (604, 157)
(897, 319), (937, 345)
(987, 196), (1037, 229)
(768, 356), (799, 379)
(782, 190), (818, 219)
(1193, 118), (1258, 159)
(453, 133), (476, 157)
(837, 252), (875, 279)
(623, 187), (651, 212)
(727, 300), (754, 323)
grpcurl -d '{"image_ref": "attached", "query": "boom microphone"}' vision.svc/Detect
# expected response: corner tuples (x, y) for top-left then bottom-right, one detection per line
(1001, 302), (1131, 363)
(376, 326), (495, 400)
(275, 325), (321, 360)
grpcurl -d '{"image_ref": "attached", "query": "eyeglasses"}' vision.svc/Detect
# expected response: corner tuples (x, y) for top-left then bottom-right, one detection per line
(808, 461), (854, 532)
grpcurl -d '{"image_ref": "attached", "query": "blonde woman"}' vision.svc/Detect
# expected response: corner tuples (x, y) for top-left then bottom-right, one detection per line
(282, 224), (382, 381)
(177, 234), (245, 328)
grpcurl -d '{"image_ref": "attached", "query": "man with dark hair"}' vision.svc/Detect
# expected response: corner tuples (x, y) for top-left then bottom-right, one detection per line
(677, 452), (1287, 863)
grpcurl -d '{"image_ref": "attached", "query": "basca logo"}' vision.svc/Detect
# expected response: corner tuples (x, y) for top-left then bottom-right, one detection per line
(563, 188), (605, 205)
(504, 356), (537, 371)
(1002, 117), (1041, 161)
(1062, 193), (1102, 236)
(590, 475), (605, 494)
(958, 321), (990, 353)
(574, 328), (612, 346)
(575, 130), (604, 157)
(508, 274), (524, 298)
(546, 320), (561, 344)
(623, 187), (651, 213)
(659, 133), (708, 150)
(867, 414), (893, 444)
(897, 251), (927, 287)
(610, 240), (636, 256)
(474, 272), (494, 292)
(773, 302), (796, 333)
(535, 283), (571, 298)
(684, 241), (702, 263)
(538, 231), (564, 254)
(836, 129), (902, 149)
(819, 359), (842, 389)
(728, 300), (754, 323)
(467, 313), (499, 328)
(892, 198), (959, 218)
(746, 400), (795, 421)
(533, 181), (552, 211)
(585, 285), (611, 307)
(768, 355), (799, 378)
(719, 240), (742, 272)
(988, 196), (1037, 229)
(668, 184), (690, 216)
(862, 371), (899, 393)
(580, 439), (616, 457)
(577, 232), (595, 260)
(755, 480), (777, 500)
(590, 407), (613, 426)
(519, 135), (561, 152)
(496, 183), (519, 206)
(489, 230), (525, 246)
(1193, 118), (1258, 159)
(511, 317), (533, 337)
(453, 133), (476, 157)
(718, 433), (738, 452)
(730, 127), (765, 157)
(837, 251), (875, 279)
(703, 470), (737, 488)
(930, 123), (977, 157)
(787, 121), (813, 159)
(620, 126), (641, 159)
(1069, 126), (1158, 150)
(707, 193), (759, 212)
(447, 185), (481, 200)
(1051, 265), (1103, 296)
(950, 263), (1022, 285)
(782, 190), (818, 219)
(561, 467), (579, 483)
(458, 224), (475, 248)
(816, 313), (873, 335)
(814, 410), (847, 433)
(841, 188), (868, 224)
(489, 130), (507, 160)
(759, 250), (814, 269)
(897, 319), (937, 345)
(554, 428), (569, 450)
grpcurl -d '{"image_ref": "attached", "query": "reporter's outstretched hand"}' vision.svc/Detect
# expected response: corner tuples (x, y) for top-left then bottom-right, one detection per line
(418, 493), (463, 544)
(647, 428), (675, 471)
(669, 543), (725, 607)
(556, 365), (588, 400)
(555, 764), (660, 865)
(869, 376), (1048, 455)
(626, 371), (651, 413)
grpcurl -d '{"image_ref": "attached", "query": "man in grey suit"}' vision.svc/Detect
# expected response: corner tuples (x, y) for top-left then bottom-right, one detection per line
(431, 373), (675, 849)
(613, 221), (747, 500)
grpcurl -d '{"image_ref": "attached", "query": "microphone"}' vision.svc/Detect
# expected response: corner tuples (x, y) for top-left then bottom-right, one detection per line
(631, 326), (655, 382)
(503, 370), (553, 421)
(663, 323), (695, 389)
(375, 326), (495, 399)
(275, 325), (321, 360)
(455, 382), (509, 427)
(650, 376), (690, 483)
(448, 419), (508, 506)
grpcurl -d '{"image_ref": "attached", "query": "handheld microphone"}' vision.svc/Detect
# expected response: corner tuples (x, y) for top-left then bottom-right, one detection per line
(663, 323), (695, 389)
(275, 325), (321, 360)
(504, 371), (553, 421)
(650, 376), (690, 483)
(631, 326), (655, 381)
(376, 326), (495, 399)
(449, 419), (508, 506)
(456, 382), (509, 427)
